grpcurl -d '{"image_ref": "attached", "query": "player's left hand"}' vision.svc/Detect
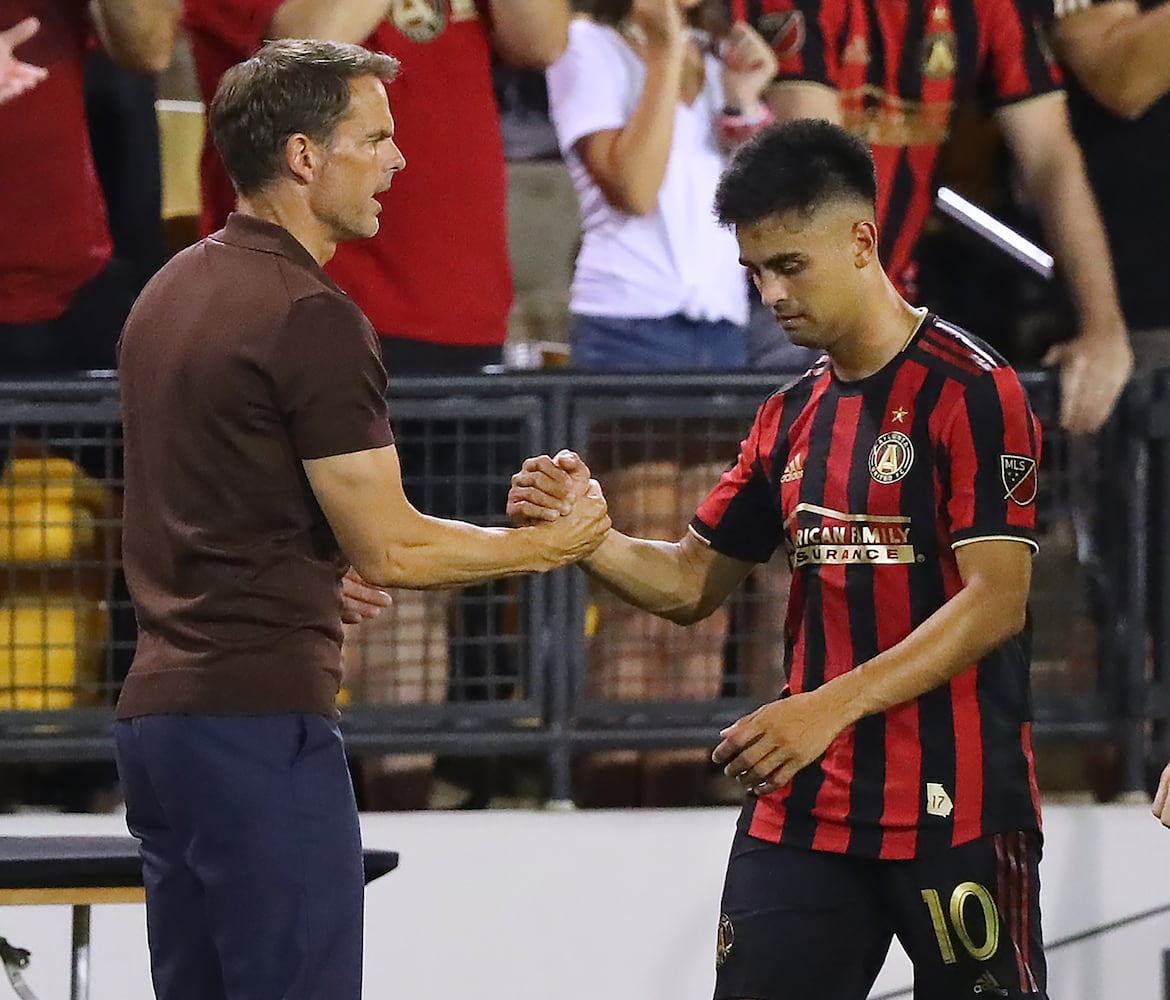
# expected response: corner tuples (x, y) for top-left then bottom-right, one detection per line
(1043, 323), (1132, 435)
(712, 691), (845, 795)
(1153, 761), (1170, 828)
(341, 567), (391, 624)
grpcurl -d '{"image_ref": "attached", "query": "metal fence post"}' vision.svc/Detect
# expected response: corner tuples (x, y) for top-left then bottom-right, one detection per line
(545, 378), (574, 805)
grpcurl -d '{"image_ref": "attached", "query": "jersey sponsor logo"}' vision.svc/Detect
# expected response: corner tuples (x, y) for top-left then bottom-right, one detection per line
(781, 452), (804, 483)
(926, 782), (954, 818)
(758, 11), (805, 62)
(716, 913), (734, 969)
(1000, 454), (1037, 506)
(791, 517), (918, 568)
(869, 432), (914, 484)
(390, 0), (448, 42)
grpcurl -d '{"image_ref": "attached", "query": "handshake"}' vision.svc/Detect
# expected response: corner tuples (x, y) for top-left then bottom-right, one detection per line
(506, 449), (612, 569)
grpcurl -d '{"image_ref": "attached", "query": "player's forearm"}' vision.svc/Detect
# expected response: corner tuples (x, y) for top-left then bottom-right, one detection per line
(488, 0), (569, 68)
(1020, 133), (1127, 339)
(268, 0), (390, 46)
(92, 0), (180, 73)
(815, 578), (1027, 727)
(580, 530), (703, 624)
(362, 515), (557, 590)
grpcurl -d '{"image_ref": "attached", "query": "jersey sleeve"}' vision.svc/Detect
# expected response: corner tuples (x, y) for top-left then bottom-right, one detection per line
(545, 20), (633, 156)
(271, 292), (394, 461)
(979, 0), (1064, 107)
(941, 368), (1042, 552)
(749, 0), (836, 89)
(691, 398), (784, 563)
(183, 0), (285, 52)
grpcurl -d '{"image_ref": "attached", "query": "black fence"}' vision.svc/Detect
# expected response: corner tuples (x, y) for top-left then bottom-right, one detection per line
(0, 370), (1162, 801)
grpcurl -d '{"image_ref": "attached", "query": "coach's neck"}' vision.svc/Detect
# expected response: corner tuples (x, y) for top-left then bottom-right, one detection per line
(236, 185), (338, 268)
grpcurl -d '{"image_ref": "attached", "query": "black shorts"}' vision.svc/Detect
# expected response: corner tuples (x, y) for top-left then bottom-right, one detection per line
(714, 830), (1046, 1000)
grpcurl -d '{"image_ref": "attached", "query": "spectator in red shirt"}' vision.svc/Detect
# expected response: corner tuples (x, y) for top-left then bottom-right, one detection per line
(186, 0), (571, 809)
(0, 0), (178, 373)
(735, 0), (1132, 435)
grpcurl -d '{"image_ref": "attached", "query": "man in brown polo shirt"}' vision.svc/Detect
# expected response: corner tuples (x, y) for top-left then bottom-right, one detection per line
(114, 38), (609, 1000)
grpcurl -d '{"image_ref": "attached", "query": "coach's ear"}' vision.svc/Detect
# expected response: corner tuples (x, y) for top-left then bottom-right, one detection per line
(851, 219), (878, 269)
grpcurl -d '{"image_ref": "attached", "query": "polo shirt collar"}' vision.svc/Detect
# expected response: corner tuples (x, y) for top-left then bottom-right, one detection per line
(212, 212), (323, 272)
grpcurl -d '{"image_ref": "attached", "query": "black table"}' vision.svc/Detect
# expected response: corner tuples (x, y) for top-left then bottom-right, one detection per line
(0, 836), (399, 1000)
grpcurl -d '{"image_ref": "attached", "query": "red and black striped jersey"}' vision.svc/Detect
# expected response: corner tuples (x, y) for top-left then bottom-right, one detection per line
(693, 312), (1043, 859)
(729, 0), (1062, 295)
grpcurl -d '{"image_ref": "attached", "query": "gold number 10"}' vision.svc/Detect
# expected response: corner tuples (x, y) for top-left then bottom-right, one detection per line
(920, 882), (1001, 964)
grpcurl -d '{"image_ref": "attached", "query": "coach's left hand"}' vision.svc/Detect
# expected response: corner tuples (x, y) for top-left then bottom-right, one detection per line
(712, 691), (845, 795)
(341, 567), (392, 624)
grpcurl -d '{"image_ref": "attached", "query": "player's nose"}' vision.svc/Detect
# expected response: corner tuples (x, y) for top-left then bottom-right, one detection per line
(754, 271), (790, 309)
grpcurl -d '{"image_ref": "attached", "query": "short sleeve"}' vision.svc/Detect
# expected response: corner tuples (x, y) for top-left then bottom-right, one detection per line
(545, 20), (633, 155)
(691, 399), (784, 563)
(942, 368), (1042, 552)
(271, 293), (394, 461)
(979, 0), (1063, 107)
(752, 0), (836, 88)
(183, 0), (284, 53)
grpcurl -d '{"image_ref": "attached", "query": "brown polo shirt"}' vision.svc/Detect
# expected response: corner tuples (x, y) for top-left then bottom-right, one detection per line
(116, 213), (393, 719)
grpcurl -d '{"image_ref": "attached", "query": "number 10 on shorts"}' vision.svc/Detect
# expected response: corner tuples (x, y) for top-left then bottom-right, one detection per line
(920, 882), (1001, 964)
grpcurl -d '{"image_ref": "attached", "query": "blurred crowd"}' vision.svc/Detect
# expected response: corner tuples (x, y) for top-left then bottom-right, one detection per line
(0, 0), (1168, 811)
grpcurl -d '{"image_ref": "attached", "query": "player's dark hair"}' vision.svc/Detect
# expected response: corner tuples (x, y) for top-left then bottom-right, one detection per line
(210, 38), (399, 197)
(714, 119), (877, 226)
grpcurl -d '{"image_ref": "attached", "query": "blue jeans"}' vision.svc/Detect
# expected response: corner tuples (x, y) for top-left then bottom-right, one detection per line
(114, 714), (364, 1000)
(570, 313), (748, 370)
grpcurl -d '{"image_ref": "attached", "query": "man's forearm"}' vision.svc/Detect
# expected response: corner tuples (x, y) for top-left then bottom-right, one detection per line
(488, 0), (569, 68)
(580, 530), (702, 623)
(1023, 135), (1126, 337)
(92, 0), (180, 73)
(817, 580), (1026, 727)
(365, 515), (557, 590)
(268, 0), (389, 46)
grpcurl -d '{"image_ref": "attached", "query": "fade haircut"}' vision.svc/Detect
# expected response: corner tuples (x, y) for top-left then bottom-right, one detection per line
(210, 38), (400, 197)
(714, 119), (877, 227)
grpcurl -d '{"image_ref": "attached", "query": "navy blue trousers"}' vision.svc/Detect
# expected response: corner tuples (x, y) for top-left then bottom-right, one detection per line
(114, 714), (364, 1000)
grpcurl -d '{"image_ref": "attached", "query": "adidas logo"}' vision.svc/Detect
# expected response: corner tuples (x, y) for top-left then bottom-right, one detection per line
(781, 453), (804, 483)
(973, 971), (1007, 996)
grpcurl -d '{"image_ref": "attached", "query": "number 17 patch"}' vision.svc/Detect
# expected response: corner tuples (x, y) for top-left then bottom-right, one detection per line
(1000, 454), (1037, 506)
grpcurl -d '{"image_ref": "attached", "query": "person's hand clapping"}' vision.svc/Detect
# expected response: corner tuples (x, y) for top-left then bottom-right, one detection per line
(0, 18), (47, 106)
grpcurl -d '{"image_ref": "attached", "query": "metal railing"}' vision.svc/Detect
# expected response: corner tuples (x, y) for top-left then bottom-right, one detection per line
(0, 370), (1157, 801)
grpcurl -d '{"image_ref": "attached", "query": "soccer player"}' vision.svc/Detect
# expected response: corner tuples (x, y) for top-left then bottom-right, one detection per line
(509, 119), (1047, 998)
(731, 0), (1131, 436)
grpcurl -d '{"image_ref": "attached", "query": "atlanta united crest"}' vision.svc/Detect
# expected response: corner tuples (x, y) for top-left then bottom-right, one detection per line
(390, 0), (447, 42)
(1001, 454), (1037, 506)
(716, 914), (734, 969)
(869, 432), (914, 484)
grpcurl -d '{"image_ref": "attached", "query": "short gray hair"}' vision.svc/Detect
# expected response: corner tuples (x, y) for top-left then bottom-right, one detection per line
(210, 38), (400, 197)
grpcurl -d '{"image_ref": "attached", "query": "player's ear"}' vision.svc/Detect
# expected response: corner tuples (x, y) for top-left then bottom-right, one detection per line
(850, 219), (878, 269)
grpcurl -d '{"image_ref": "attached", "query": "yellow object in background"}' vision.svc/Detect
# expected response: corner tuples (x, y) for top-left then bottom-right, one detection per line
(0, 457), (111, 562)
(0, 457), (115, 708)
(0, 598), (107, 710)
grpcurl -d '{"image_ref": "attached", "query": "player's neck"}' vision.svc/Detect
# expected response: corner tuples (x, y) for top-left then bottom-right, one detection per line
(235, 191), (338, 267)
(830, 281), (923, 383)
